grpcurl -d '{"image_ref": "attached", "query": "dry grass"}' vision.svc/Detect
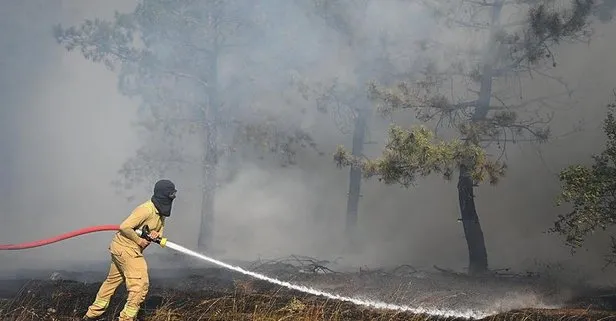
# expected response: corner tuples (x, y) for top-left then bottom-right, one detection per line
(0, 279), (615, 321)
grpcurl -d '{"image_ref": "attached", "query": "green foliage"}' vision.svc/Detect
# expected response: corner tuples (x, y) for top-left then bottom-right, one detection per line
(529, 0), (593, 41)
(552, 99), (616, 259)
(53, 1), (316, 194)
(334, 125), (506, 187)
(52, 12), (139, 70)
(291, 76), (360, 135)
(526, 0), (595, 65)
(358, 0), (598, 190)
(232, 114), (322, 167)
(367, 80), (553, 147)
(591, 0), (616, 22)
(54, 3), (219, 193)
(329, 1), (600, 244)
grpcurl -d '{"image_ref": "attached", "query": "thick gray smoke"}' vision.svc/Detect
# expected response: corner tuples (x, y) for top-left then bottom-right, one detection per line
(1, 0), (616, 290)
(0, 0), (140, 271)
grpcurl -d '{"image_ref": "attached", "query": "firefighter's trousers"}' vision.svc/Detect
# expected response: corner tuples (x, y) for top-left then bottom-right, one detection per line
(84, 245), (149, 321)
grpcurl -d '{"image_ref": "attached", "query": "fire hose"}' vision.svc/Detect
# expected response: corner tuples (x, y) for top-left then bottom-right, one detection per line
(0, 224), (165, 250)
(0, 224), (487, 319)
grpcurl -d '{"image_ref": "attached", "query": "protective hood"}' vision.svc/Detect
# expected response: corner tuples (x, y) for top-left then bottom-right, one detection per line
(151, 179), (176, 217)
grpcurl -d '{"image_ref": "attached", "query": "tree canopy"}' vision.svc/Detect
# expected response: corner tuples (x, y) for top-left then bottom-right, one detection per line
(552, 95), (616, 263)
(332, 0), (606, 275)
(53, 0), (322, 250)
(334, 125), (507, 187)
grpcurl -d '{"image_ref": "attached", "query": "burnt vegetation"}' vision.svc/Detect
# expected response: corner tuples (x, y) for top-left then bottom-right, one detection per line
(1, 266), (616, 321)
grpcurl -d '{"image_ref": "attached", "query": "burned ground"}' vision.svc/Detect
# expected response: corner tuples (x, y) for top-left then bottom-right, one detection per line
(1, 256), (616, 321)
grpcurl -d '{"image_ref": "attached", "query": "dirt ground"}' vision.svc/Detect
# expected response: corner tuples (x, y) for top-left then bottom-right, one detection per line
(1, 255), (616, 321)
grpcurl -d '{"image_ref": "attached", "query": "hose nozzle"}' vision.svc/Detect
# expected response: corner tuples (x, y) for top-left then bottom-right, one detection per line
(135, 225), (167, 248)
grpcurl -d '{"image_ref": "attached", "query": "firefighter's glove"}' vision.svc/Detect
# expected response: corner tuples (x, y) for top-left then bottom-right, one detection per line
(137, 238), (150, 248)
(148, 231), (160, 240)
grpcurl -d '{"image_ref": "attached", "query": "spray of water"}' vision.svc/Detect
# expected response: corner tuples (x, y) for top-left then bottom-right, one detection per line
(164, 241), (496, 320)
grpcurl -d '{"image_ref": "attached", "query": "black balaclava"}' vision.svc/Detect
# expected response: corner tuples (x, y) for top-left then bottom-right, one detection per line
(151, 179), (176, 217)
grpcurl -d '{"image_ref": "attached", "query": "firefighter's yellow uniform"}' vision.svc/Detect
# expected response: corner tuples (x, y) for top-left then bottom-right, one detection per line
(84, 200), (165, 321)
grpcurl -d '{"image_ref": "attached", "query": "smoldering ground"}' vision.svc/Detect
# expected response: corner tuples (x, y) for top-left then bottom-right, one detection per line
(1, 0), (616, 312)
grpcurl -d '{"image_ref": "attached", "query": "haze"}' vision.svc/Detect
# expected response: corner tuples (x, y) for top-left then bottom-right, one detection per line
(1, 0), (616, 288)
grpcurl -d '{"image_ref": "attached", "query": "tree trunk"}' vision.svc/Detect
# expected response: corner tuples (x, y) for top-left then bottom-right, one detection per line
(456, 0), (504, 274)
(472, 0), (503, 122)
(197, 49), (220, 251)
(457, 165), (488, 275)
(198, 123), (218, 251)
(345, 109), (366, 237)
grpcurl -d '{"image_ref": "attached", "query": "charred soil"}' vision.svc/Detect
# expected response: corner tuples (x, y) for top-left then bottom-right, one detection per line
(1, 262), (615, 321)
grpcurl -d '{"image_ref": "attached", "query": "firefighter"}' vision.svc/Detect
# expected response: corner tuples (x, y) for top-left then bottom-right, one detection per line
(82, 179), (177, 321)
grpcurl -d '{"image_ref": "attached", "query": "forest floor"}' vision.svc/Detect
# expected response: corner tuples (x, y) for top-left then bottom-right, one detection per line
(1, 254), (616, 321)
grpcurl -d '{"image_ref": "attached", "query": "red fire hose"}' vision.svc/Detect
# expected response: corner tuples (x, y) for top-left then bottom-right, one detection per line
(0, 225), (120, 250)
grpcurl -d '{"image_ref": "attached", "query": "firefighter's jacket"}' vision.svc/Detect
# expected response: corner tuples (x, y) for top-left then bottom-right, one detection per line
(110, 200), (165, 257)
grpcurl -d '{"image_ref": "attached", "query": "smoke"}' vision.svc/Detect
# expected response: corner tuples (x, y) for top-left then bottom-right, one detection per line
(479, 20), (616, 284)
(1, 0), (616, 294)
(0, 0), (140, 270)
